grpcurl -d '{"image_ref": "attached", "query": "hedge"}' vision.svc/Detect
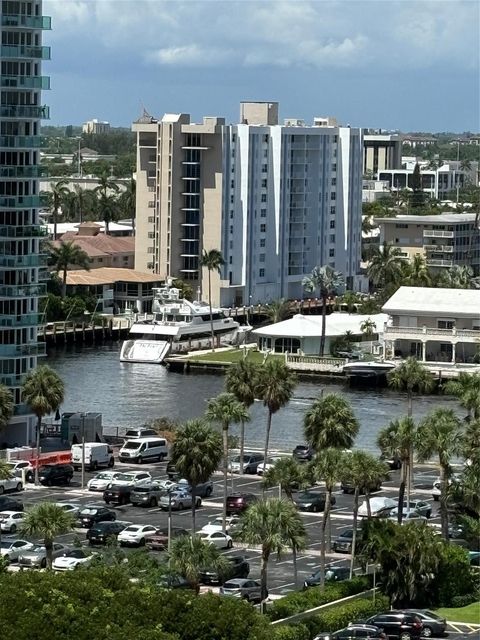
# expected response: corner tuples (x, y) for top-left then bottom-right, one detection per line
(268, 577), (371, 622)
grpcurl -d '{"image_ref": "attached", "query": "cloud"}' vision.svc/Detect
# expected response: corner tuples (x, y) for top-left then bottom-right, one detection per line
(147, 44), (232, 67)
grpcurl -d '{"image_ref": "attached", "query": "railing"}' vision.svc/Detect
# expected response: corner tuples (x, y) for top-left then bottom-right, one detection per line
(0, 75), (50, 90)
(0, 373), (26, 387)
(0, 105), (49, 119)
(0, 45), (51, 60)
(426, 259), (453, 267)
(0, 195), (42, 209)
(0, 225), (48, 238)
(286, 354), (347, 370)
(0, 135), (45, 148)
(0, 165), (46, 178)
(0, 343), (47, 357)
(0, 283), (46, 298)
(1, 14), (51, 29)
(423, 230), (454, 238)
(424, 244), (454, 252)
(0, 313), (41, 327)
(0, 254), (48, 268)
(384, 325), (480, 339)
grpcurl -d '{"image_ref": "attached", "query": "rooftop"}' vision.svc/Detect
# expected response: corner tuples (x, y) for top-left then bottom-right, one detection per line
(382, 287), (480, 317)
(66, 268), (162, 286)
(51, 234), (135, 257)
(252, 313), (388, 338)
(376, 213), (477, 224)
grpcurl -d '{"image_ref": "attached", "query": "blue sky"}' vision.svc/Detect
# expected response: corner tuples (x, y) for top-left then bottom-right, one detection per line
(44, 0), (480, 132)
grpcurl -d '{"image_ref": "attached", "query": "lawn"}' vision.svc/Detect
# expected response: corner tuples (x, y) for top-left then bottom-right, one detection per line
(435, 602), (480, 624)
(188, 348), (283, 365)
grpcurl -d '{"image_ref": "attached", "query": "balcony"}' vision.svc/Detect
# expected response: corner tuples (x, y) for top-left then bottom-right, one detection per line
(0, 313), (41, 327)
(384, 324), (480, 344)
(0, 45), (51, 60)
(0, 343), (47, 357)
(423, 230), (454, 238)
(0, 225), (48, 238)
(0, 75), (50, 89)
(0, 254), (48, 268)
(0, 135), (45, 149)
(0, 373), (26, 388)
(0, 283), (46, 298)
(0, 105), (50, 119)
(1, 15), (51, 29)
(424, 244), (454, 252)
(426, 259), (453, 267)
(0, 195), (42, 209)
(0, 165), (46, 178)
(14, 403), (34, 416)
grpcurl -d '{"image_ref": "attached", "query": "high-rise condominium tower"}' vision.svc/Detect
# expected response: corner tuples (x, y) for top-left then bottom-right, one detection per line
(0, 0), (50, 443)
(133, 102), (363, 307)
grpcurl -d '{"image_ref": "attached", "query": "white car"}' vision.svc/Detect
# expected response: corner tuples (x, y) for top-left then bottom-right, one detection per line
(199, 530), (233, 549)
(117, 524), (159, 547)
(53, 548), (95, 571)
(110, 471), (152, 487)
(200, 516), (240, 535)
(157, 479), (180, 492)
(0, 538), (34, 562)
(0, 510), (25, 533)
(55, 502), (80, 516)
(87, 471), (123, 492)
(358, 497), (397, 517)
(256, 456), (288, 475)
(7, 460), (34, 483)
(0, 474), (23, 494)
(388, 509), (427, 524)
(432, 474), (461, 501)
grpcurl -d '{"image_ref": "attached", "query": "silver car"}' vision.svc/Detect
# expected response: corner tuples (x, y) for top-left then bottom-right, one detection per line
(220, 578), (265, 603)
(159, 490), (201, 511)
(18, 543), (69, 569)
(0, 539), (34, 562)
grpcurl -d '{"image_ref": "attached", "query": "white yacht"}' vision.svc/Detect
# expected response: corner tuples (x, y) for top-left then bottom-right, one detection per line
(120, 283), (240, 364)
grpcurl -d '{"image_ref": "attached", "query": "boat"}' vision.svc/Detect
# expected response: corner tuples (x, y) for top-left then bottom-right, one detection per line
(120, 281), (240, 364)
(342, 360), (397, 379)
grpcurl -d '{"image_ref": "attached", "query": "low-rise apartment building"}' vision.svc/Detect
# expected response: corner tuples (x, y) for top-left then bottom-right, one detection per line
(377, 213), (480, 273)
(382, 287), (480, 364)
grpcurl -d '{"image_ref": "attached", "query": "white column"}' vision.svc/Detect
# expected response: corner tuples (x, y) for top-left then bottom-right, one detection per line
(451, 343), (456, 364)
(422, 341), (426, 362)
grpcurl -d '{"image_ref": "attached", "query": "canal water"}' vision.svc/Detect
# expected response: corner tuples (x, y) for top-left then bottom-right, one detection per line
(47, 344), (461, 454)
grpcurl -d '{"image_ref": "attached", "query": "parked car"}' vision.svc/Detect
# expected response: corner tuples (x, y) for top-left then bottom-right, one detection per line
(118, 524), (159, 547)
(111, 471), (152, 487)
(157, 574), (194, 590)
(53, 548), (95, 571)
(0, 496), (23, 512)
(0, 510), (24, 533)
(18, 543), (69, 568)
(304, 566), (350, 588)
(469, 551), (480, 566)
(6, 460), (34, 483)
(0, 474), (23, 494)
(358, 497), (396, 518)
(103, 483), (133, 506)
(294, 491), (333, 513)
(71, 443), (115, 471)
(365, 612), (423, 639)
(0, 538), (34, 562)
(130, 483), (165, 507)
(432, 474), (461, 501)
(166, 461), (179, 479)
(145, 527), (188, 551)
(332, 528), (364, 554)
(220, 578), (264, 603)
(38, 464), (74, 486)
(391, 501), (432, 519)
(315, 624), (386, 639)
(77, 506), (116, 528)
(118, 437), (168, 463)
(388, 510), (427, 524)
(159, 490), (201, 511)
(229, 453), (264, 474)
(226, 493), (258, 515)
(55, 502), (80, 516)
(292, 444), (314, 462)
(124, 428), (157, 439)
(175, 478), (213, 498)
(395, 611), (446, 638)
(198, 530), (233, 549)
(341, 478), (382, 494)
(256, 455), (288, 475)
(157, 479), (178, 492)
(86, 521), (132, 546)
(200, 515), (240, 535)
(200, 555), (250, 585)
(87, 471), (123, 492)
(380, 453), (402, 470)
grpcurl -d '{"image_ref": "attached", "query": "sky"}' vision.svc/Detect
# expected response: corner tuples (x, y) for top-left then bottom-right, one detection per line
(43, 0), (480, 132)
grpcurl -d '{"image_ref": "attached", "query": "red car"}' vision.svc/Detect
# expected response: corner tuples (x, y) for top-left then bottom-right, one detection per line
(226, 493), (257, 515)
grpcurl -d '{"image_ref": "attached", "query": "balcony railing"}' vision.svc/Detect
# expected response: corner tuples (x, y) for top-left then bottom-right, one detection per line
(0, 165), (46, 178)
(0, 75), (50, 90)
(426, 259), (453, 267)
(424, 244), (453, 252)
(0, 343), (47, 357)
(0, 135), (45, 148)
(384, 325), (480, 339)
(0, 254), (48, 268)
(0, 283), (46, 298)
(1, 45), (51, 60)
(0, 313), (41, 327)
(0, 105), (50, 119)
(0, 225), (48, 238)
(1, 14), (51, 29)
(0, 373), (26, 388)
(423, 230), (454, 238)
(0, 195), (42, 209)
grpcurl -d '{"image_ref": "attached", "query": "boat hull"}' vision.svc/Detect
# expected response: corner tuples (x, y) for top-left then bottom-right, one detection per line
(120, 340), (171, 364)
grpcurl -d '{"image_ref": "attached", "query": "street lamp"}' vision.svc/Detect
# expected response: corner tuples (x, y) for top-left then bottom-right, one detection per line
(80, 413), (86, 490)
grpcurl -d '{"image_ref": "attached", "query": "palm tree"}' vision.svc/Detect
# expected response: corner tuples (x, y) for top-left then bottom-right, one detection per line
(168, 535), (227, 593)
(0, 384), (14, 435)
(460, 159), (472, 172)
(118, 176), (136, 230)
(438, 265), (474, 289)
(387, 357), (435, 418)
(309, 449), (346, 584)
(200, 249), (225, 351)
(261, 457), (307, 501)
(225, 361), (259, 474)
(67, 184), (93, 223)
(342, 451), (389, 577)
(265, 298), (290, 324)
(304, 393), (359, 451)
(444, 372), (480, 421)
(377, 417), (416, 522)
(94, 171), (120, 234)
(170, 419), (222, 533)
(21, 366), (64, 485)
(20, 503), (75, 568)
(302, 265), (345, 356)
(236, 497), (306, 609)
(48, 240), (91, 297)
(48, 179), (70, 240)
(205, 393), (250, 531)
(404, 254), (431, 287)
(360, 317), (376, 341)
(416, 408), (463, 540)
(366, 242), (405, 291)
(256, 360), (296, 471)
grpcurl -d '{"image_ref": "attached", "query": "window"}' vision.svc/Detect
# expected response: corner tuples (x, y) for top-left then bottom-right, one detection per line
(262, 164), (268, 172)
(260, 208), (267, 217)
(229, 225), (233, 234)
(260, 238), (265, 247)
(329, 248), (335, 257)
(332, 163), (337, 171)
(331, 192), (336, 200)
(331, 177), (336, 185)
(229, 256), (232, 264)
(259, 268), (265, 277)
(330, 220), (335, 229)
(261, 194), (267, 203)
(260, 224), (266, 233)
(229, 211), (234, 219)
(263, 134), (269, 143)
(261, 178), (267, 188)
(438, 320), (455, 329)
(230, 195), (234, 203)
(330, 206), (336, 215)
(259, 253), (266, 263)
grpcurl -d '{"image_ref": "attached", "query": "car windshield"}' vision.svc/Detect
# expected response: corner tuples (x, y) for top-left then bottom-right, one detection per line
(124, 526), (140, 532)
(79, 508), (98, 516)
(95, 473), (114, 480)
(223, 581), (241, 588)
(340, 530), (353, 538)
(29, 546), (44, 552)
(115, 473), (135, 482)
(66, 550), (87, 558)
(0, 541), (14, 548)
(123, 442), (141, 450)
(132, 486), (152, 493)
(298, 493), (317, 500)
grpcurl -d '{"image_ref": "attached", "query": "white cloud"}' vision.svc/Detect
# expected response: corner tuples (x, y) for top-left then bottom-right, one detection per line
(147, 44), (231, 66)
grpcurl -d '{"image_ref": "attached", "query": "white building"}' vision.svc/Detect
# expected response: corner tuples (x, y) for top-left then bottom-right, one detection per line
(82, 119), (111, 135)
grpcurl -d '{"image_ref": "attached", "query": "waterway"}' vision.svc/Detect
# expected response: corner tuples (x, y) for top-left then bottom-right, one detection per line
(47, 344), (462, 454)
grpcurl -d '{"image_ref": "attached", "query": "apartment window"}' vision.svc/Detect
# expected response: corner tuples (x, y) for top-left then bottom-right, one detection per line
(330, 220), (335, 229)
(259, 253), (266, 263)
(230, 195), (234, 203)
(231, 180), (235, 189)
(230, 225), (233, 234)
(262, 164), (268, 172)
(438, 320), (455, 329)
(329, 248), (335, 257)
(259, 268), (265, 277)
(260, 224), (266, 233)
(261, 194), (267, 203)
(232, 133), (236, 142)
(229, 256), (233, 264)
(331, 177), (336, 186)
(330, 234), (335, 243)
(330, 206), (336, 215)
(148, 216), (155, 223)
(260, 238), (266, 247)
(263, 150), (268, 158)
(263, 134), (269, 143)
(229, 241), (233, 249)
(147, 262), (154, 270)
(147, 247), (154, 254)
(148, 232), (155, 239)
(230, 211), (234, 219)
(332, 163), (337, 171)
(261, 179), (267, 188)
(331, 192), (336, 200)
(260, 209), (267, 217)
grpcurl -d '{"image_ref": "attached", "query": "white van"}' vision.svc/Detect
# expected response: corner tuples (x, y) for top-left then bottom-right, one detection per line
(71, 443), (115, 471)
(118, 437), (168, 464)
(124, 428), (157, 440)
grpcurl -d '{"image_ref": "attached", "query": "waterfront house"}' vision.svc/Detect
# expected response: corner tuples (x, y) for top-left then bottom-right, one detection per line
(382, 287), (480, 364)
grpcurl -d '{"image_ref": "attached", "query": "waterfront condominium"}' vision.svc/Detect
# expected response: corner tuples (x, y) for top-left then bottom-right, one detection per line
(133, 101), (363, 307)
(0, 0), (50, 444)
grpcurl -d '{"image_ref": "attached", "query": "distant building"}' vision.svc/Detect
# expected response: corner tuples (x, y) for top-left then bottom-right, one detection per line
(378, 162), (474, 200)
(376, 213), (480, 274)
(362, 180), (391, 203)
(401, 135), (437, 148)
(363, 133), (402, 174)
(82, 119), (111, 135)
(45, 221), (133, 238)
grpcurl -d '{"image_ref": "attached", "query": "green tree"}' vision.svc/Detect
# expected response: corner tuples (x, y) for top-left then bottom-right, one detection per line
(404, 254), (431, 287)
(170, 419), (222, 533)
(48, 240), (91, 297)
(48, 179), (70, 240)
(377, 417), (416, 522)
(93, 171), (120, 234)
(200, 249), (225, 351)
(168, 534), (227, 594)
(172, 278), (194, 301)
(438, 265), (474, 289)
(444, 372), (480, 421)
(205, 393), (250, 530)
(21, 366), (64, 485)
(118, 176), (136, 227)
(225, 360), (259, 474)
(265, 299), (291, 323)
(360, 317), (376, 340)
(0, 384), (14, 436)
(416, 408), (463, 540)
(237, 497), (306, 609)
(256, 360), (296, 472)
(304, 393), (359, 451)
(387, 357), (435, 418)
(302, 265), (345, 356)
(20, 503), (75, 568)
(366, 242), (405, 291)
(410, 162), (426, 209)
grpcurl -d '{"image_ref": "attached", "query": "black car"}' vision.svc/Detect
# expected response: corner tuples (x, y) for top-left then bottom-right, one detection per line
(200, 555), (250, 585)
(380, 453), (402, 470)
(332, 528), (364, 554)
(38, 464), (74, 486)
(304, 566), (350, 588)
(226, 493), (258, 515)
(77, 506), (116, 528)
(315, 624), (386, 639)
(292, 444), (314, 462)
(294, 491), (334, 512)
(0, 496), (23, 512)
(396, 611), (447, 638)
(166, 461), (179, 479)
(103, 484), (132, 506)
(157, 574), (195, 590)
(86, 521), (131, 545)
(341, 478), (383, 495)
(366, 612), (423, 639)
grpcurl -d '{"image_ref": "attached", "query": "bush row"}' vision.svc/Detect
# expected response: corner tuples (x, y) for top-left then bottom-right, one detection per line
(268, 577), (371, 621)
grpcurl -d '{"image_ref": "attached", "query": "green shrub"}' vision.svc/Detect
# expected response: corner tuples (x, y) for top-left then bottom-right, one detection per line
(302, 595), (390, 637)
(273, 624), (310, 640)
(430, 543), (474, 607)
(450, 594), (477, 608)
(268, 577), (370, 621)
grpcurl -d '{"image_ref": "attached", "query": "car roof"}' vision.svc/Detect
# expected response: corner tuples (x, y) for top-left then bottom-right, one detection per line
(224, 578), (250, 585)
